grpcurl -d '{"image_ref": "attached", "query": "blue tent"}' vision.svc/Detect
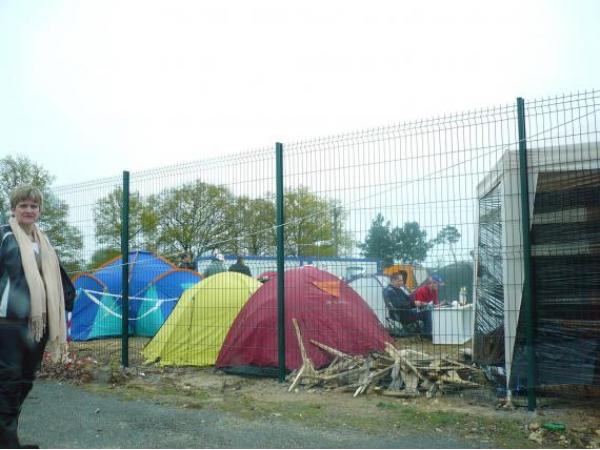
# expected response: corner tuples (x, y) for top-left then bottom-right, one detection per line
(70, 251), (202, 341)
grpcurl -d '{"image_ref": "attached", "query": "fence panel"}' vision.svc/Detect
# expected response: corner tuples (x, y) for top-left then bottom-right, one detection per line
(54, 175), (124, 365)
(513, 92), (600, 395)
(281, 105), (518, 392)
(50, 90), (600, 404)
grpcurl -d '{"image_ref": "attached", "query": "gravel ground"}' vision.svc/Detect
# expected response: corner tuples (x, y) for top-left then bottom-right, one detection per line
(20, 380), (477, 448)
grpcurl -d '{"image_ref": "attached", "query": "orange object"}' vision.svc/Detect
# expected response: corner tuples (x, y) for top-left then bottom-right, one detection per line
(313, 280), (341, 298)
(382, 264), (427, 290)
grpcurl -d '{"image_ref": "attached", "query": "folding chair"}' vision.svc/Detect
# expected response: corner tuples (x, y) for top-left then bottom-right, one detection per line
(383, 297), (423, 338)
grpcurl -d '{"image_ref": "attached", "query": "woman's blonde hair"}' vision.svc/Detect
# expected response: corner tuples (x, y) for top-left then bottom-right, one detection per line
(10, 185), (44, 211)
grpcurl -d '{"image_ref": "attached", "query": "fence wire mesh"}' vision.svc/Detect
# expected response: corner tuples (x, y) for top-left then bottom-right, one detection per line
(48, 90), (599, 403)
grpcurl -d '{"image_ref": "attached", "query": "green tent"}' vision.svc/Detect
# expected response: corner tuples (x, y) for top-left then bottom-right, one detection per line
(142, 272), (261, 366)
(436, 261), (474, 303)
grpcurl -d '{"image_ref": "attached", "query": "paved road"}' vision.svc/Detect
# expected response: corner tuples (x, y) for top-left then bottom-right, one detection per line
(21, 381), (478, 448)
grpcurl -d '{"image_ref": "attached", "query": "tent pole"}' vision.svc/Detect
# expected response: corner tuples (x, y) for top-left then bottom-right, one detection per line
(517, 98), (536, 412)
(121, 171), (130, 368)
(276, 142), (286, 382)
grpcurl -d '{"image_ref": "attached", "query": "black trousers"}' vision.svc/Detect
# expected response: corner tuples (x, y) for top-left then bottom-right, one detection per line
(0, 322), (47, 449)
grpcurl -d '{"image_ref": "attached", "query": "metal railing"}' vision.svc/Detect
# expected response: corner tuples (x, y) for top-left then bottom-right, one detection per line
(45, 90), (599, 408)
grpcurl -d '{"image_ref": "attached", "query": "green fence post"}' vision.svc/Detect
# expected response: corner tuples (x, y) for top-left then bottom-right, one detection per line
(517, 98), (536, 412)
(121, 171), (130, 367)
(275, 142), (286, 382)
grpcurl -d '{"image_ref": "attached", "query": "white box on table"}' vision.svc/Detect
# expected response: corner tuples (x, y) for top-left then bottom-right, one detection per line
(432, 304), (473, 345)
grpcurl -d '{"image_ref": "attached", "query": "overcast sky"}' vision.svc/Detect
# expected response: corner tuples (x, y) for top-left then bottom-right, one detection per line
(1, 0), (598, 187)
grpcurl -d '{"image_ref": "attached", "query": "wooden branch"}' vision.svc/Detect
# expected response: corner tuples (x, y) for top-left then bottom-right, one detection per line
(294, 319), (312, 365)
(385, 342), (402, 360)
(321, 356), (341, 373)
(441, 356), (474, 370)
(402, 371), (420, 395)
(288, 365), (306, 392)
(320, 366), (364, 383)
(424, 365), (477, 371)
(288, 336), (484, 398)
(372, 352), (395, 364)
(439, 370), (480, 387)
(353, 366), (393, 397)
(309, 339), (358, 362)
(399, 355), (429, 382)
(321, 358), (361, 376)
(388, 361), (403, 391)
(425, 382), (439, 398)
(288, 318), (319, 392)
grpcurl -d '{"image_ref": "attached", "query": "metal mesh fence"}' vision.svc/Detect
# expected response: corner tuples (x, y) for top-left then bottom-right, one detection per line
(49, 90), (599, 404)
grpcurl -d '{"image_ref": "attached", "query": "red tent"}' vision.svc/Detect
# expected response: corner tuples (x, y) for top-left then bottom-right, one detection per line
(216, 266), (393, 373)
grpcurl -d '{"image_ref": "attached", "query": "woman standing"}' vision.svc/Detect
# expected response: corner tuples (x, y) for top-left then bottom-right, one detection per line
(0, 185), (68, 449)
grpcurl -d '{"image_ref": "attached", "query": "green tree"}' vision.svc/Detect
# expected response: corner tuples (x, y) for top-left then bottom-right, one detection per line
(432, 225), (461, 264)
(391, 221), (433, 264)
(94, 187), (158, 251)
(0, 156), (50, 219)
(358, 213), (395, 268)
(360, 215), (433, 266)
(227, 196), (276, 256)
(152, 181), (236, 258)
(329, 200), (354, 257)
(0, 155), (83, 272)
(284, 187), (352, 257)
(88, 247), (121, 271)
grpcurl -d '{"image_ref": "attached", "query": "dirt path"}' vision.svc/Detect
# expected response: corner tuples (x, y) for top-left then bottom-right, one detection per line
(20, 380), (477, 449)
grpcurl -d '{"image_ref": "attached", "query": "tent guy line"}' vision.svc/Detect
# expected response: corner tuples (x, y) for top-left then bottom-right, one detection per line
(79, 289), (174, 320)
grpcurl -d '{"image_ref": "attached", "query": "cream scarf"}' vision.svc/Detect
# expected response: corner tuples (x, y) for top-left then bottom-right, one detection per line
(9, 217), (68, 362)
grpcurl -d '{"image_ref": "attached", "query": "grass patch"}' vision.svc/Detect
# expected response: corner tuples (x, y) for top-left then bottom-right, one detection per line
(66, 338), (598, 449)
(81, 378), (537, 448)
(214, 392), (534, 448)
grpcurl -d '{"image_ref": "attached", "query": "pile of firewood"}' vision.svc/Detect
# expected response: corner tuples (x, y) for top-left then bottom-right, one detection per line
(287, 318), (482, 398)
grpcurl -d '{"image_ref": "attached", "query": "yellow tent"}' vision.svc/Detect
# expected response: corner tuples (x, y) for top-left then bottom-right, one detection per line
(142, 272), (261, 366)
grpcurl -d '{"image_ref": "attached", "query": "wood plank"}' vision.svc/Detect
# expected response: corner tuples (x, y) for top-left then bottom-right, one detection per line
(288, 318), (319, 392)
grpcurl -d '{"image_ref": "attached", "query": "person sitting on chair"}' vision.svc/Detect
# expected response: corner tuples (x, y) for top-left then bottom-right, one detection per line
(383, 272), (432, 338)
(411, 274), (444, 307)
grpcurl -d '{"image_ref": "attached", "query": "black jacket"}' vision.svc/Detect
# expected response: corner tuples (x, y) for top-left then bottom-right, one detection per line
(382, 284), (413, 323)
(0, 224), (33, 320)
(228, 262), (252, 277)
(0, 224), (75, 320)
